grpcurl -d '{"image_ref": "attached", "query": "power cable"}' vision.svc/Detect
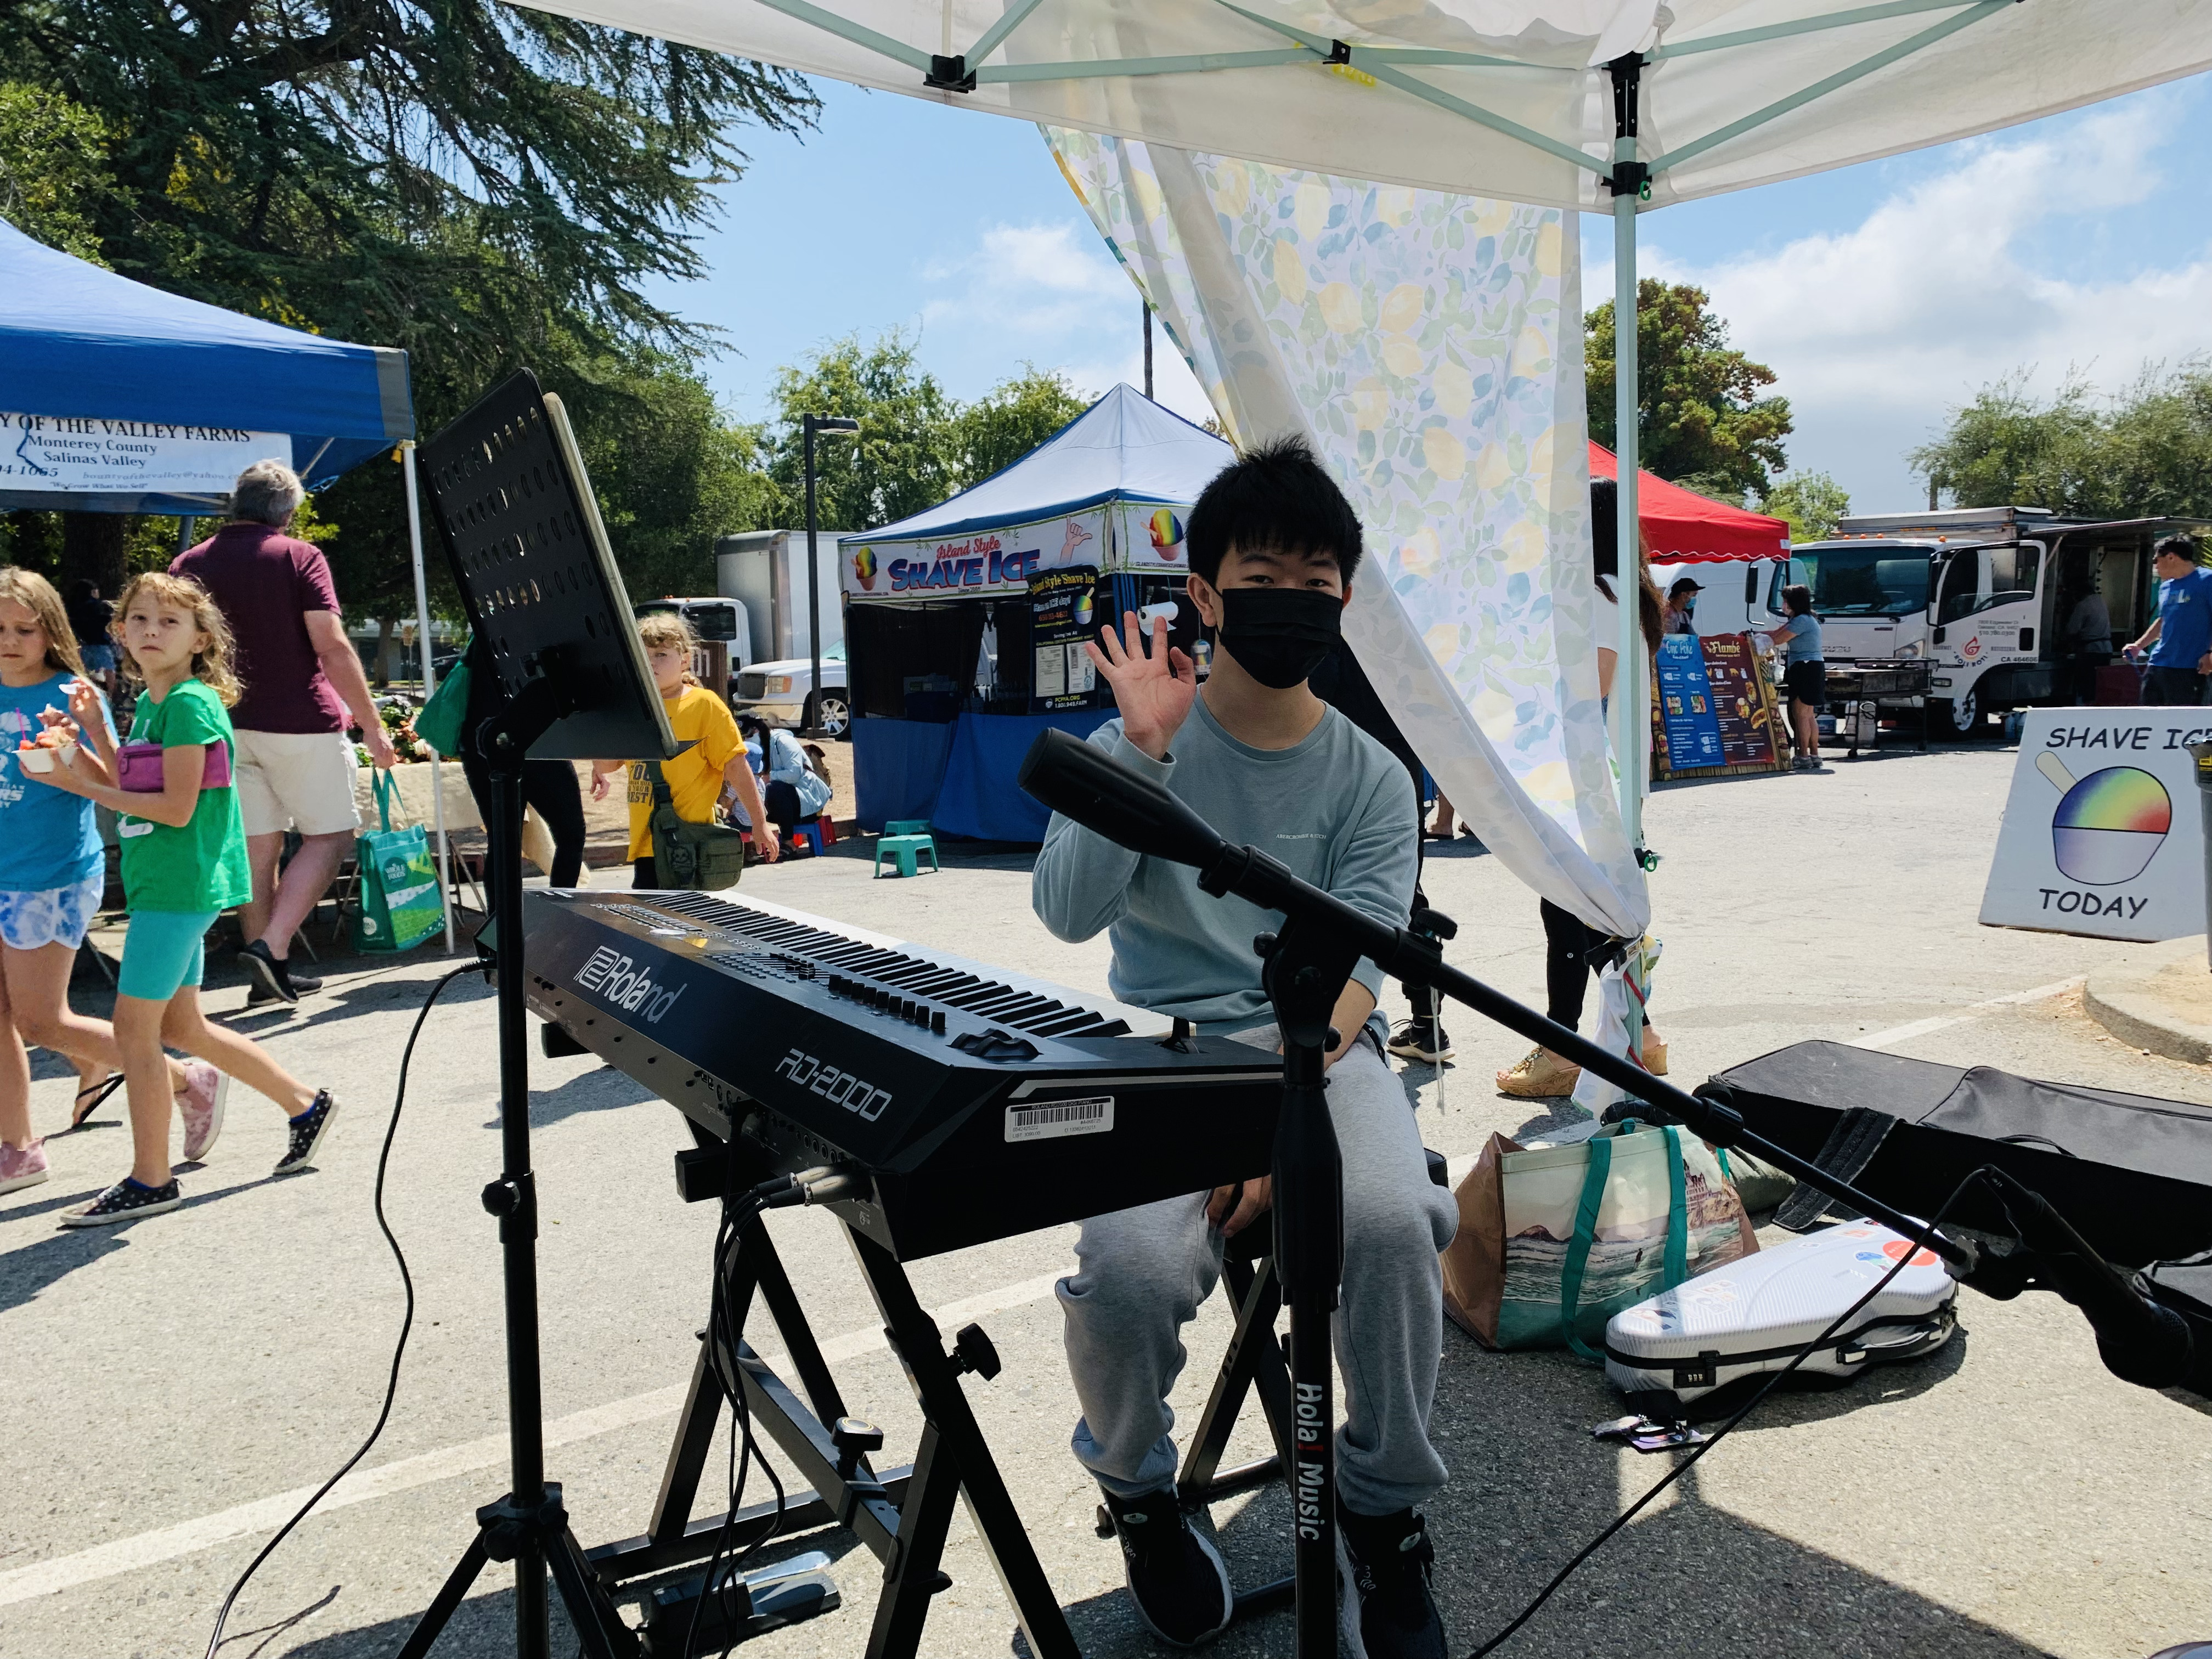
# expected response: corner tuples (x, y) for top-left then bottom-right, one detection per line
(202, 963), (477, 1659)
(1465, 1170), (1989, 1657)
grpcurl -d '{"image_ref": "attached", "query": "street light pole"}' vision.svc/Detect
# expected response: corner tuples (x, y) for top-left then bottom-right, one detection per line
(802, 414), (861, 738)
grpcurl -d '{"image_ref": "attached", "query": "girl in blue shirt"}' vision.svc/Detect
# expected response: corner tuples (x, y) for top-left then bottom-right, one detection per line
(0, 570), (219, 1199)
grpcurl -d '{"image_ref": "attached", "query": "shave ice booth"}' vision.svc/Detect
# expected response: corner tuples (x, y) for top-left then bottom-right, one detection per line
(844, 384), (1229, 838)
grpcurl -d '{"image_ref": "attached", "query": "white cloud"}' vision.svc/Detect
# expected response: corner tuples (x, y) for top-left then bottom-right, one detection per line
(919, 221), (1132, 337)
(1641, 100), (2212, 511)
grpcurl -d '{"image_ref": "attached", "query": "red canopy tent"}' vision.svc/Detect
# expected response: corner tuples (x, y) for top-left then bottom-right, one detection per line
(1589, 443), (1791, 563)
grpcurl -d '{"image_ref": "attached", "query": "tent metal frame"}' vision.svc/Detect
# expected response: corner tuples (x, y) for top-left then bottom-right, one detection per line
(719, 0), (2017, 847)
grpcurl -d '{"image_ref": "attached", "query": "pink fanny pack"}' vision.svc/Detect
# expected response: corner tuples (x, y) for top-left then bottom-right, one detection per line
(116, 739), (232, 793)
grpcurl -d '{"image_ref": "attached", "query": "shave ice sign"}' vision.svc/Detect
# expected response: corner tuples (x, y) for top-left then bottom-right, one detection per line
(1979, 709), (2206, 941)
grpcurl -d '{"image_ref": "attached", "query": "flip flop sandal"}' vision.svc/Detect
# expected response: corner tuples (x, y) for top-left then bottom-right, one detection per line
(68, 1072), (125, 1131)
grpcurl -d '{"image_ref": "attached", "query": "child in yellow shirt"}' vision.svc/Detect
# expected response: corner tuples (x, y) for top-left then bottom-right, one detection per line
(591, 612), (777, 886)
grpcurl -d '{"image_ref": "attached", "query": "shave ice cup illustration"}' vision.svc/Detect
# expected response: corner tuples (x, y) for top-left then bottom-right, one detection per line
(1149, 507), (1185, 556)
(2035, 751), (2172, 885)
(853, 545), (878, 591)
(1073, 590), (1093, 628)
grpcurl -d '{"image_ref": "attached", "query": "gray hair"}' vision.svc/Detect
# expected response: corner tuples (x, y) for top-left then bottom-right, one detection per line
(229, 459), (306, 527)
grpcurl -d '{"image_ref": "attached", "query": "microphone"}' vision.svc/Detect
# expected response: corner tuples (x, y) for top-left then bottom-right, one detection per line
(1978, 1168), (2194, 1390)
(1019, 727), (1228, 869)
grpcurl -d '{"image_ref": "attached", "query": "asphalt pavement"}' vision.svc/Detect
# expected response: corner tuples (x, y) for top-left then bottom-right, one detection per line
(2, 738), (2208, 1659)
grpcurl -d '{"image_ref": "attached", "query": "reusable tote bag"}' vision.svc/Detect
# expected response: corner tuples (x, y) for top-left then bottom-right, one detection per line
(1442, 1122), (1758, 1356)
(353, 772), (445, 953)
(412, 640), (471, 757)
(647, 763), (748, 891)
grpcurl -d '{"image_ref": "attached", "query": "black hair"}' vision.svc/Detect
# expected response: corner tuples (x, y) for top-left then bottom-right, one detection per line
(1186, 434), (1362, 586)
(1781, 583), (1814, 617)
(1589, 477), (1620, 593)
(737, 712), (767, 742)
(2154, 533), (2201, 566)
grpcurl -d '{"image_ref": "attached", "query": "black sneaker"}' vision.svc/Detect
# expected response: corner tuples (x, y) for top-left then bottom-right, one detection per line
(246, 963), (321, 1007)
(60, 1176), (183, 1227)
(1387, 1020), (1454, 1064)
(1098, 1487), (1232, 1648)
(274, 1091), (338, 1175)
(240, 941), (302, 1005)
(1338, 1507), (1446, 1659)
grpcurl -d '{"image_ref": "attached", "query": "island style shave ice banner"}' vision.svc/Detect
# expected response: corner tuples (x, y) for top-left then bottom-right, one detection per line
(1980, 708), (2207, 942)
(0, 413), (289, 498)
(843, 507), (1111, 602)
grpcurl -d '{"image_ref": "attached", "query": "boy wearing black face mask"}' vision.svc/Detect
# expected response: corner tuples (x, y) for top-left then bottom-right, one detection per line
(1035, 437), (1454, 1659)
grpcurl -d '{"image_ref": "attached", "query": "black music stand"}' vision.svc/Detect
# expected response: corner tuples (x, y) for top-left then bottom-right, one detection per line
(399, 370), (679, 1659)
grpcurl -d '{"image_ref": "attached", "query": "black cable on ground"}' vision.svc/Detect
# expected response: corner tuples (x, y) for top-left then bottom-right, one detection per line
(1465, 1170), (1990, 1658)
(202, 963), (478, 1659)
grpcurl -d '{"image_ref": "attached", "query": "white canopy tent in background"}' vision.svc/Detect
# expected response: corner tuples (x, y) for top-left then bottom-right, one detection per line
(515, 0), (2211, 864)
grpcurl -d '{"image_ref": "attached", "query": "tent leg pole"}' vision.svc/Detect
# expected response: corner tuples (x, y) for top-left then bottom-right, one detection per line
(1611, 179), (1641, 856)
(402, 442), (453, 953)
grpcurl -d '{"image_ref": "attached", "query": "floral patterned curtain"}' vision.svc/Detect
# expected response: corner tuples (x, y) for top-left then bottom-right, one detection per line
(1047, 129), (1648, 939)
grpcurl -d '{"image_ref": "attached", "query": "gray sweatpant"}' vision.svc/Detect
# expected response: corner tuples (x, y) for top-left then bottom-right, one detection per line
(1056, 1026), (1459, 1516)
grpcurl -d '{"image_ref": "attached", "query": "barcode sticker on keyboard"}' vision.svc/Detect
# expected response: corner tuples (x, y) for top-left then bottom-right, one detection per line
(1005, 1096), (1114, 1143)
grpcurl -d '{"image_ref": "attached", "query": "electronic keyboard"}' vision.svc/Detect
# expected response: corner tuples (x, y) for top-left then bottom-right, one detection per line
(522, 889), (1283, 1257)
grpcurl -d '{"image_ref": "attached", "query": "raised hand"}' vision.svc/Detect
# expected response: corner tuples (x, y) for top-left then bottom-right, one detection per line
(1085, 610), (1195, 761)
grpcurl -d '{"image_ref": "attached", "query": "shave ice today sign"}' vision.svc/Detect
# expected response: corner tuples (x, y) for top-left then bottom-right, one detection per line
(1979, 709), (2207, 942)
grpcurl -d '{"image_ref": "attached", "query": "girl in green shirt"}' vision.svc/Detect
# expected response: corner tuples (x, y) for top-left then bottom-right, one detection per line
(27, 573), (337, 1224)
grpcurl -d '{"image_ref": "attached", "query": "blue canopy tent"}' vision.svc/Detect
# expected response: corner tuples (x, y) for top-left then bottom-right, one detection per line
(0, 219), (411, 515)
(845, 383), (1230, 839)
(0, 219), (452, 943)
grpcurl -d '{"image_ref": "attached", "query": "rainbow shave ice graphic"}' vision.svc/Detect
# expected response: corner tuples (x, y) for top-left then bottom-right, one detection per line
(2036, 753), (2171, 885)
(1073, 592), (1094, 628)
(1149, 507), (1185, 555)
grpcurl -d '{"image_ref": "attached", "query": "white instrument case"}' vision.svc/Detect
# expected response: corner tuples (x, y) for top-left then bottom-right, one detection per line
(1605, 1222), (1958, 1413)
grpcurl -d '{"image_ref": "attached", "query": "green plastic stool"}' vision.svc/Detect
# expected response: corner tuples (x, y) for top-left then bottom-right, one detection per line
(884, 819), (932, 837)
(874, 832), (939, 879)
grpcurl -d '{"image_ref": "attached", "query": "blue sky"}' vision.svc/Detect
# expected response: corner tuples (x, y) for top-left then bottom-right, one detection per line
(648, 70), (2212, 515)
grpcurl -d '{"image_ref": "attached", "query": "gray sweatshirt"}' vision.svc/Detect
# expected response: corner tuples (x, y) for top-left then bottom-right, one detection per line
(1032, 696), (1418, 1039)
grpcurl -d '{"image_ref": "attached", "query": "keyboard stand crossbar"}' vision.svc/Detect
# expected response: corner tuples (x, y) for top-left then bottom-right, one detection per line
(585, 1126), (1079, 1659)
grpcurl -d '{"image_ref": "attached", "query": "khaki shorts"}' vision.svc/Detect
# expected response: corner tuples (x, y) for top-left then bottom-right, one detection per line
(234, 729), (364, 838)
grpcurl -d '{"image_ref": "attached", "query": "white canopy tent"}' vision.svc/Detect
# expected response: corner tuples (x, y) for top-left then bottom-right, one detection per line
(511, 0), (2210, 853)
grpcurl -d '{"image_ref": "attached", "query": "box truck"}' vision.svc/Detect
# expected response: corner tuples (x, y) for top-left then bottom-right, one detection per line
(1780, 507), (2209, 734)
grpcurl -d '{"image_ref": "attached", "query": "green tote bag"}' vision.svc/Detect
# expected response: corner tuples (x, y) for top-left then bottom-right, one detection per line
(353, 772), (444, 952)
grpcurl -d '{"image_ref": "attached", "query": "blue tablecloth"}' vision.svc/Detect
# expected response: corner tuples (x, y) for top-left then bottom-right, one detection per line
(851, 718), (956, 832)
(933, 709), (1115, 842)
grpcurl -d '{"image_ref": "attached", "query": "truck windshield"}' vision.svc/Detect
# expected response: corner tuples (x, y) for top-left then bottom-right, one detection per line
(1800, 548), (1932, 617)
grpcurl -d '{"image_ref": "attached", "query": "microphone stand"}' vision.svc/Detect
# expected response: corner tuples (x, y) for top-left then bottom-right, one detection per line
(1244, 913), (1357, 1656)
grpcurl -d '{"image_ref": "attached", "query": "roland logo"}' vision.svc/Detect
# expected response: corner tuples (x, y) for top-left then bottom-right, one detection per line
(575, 945), (687, 1024)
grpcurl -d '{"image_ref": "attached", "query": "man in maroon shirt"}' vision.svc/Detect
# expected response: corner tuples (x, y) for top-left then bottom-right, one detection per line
(173, 461), (397, 1005)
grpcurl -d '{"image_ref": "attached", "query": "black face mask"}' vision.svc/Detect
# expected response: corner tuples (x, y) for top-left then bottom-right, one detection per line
(1214, 586), (1343, 689)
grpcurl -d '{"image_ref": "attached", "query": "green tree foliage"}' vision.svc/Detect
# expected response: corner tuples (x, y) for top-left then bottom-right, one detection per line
(1909, 362), (2212, 519)
(1588, 280), (1792, 496)
(0, 82), (121, 261)
(766, 333), (964, 532)
(0, 1), (813, 613)
(1757, 472), (1851, 542)
(955, 366), (1092, 486)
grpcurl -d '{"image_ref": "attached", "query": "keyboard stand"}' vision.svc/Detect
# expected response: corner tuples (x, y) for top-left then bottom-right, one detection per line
(586, 1126), (1079, 1659)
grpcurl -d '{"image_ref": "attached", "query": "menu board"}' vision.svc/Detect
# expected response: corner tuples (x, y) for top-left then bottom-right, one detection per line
(1651, 632), (1785, 780)
(1029, 564), (1102, 713)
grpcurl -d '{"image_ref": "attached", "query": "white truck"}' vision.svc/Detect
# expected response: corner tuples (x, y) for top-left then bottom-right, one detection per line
(1649, 555), (1795, 638)
(1782, 507), (2208, 734)
(715, 530), (844, 667)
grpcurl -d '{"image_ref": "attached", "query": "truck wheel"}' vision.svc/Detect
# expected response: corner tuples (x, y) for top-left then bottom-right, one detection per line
(1940, 688), (1980, 738)
(808, 692), (851, 739)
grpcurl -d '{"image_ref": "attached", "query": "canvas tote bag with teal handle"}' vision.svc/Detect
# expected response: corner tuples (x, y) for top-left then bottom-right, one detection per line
(353, 771), (444, 953)
(1442, 1121), (1759, 1353)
